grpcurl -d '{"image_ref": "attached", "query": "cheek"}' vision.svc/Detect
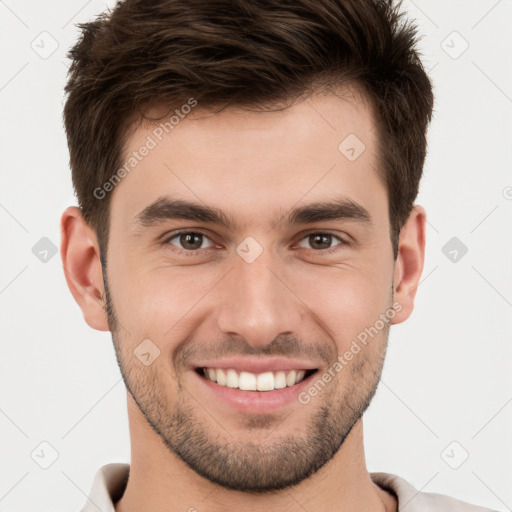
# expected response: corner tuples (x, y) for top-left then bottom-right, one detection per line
(109, 239), (394, 347)
(110, 257), (224, 339)
(290, 262), (393, 346)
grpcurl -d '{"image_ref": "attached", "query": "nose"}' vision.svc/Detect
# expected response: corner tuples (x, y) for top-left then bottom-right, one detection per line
(216, 250), (304, 348)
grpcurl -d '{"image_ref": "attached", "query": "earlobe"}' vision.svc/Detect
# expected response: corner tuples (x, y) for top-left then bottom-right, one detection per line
(60, 206), (110, 331)
(390, 205), (426, 325)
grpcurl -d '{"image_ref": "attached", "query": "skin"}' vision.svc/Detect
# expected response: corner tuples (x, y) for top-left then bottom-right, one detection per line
(61, 87), (426, 512)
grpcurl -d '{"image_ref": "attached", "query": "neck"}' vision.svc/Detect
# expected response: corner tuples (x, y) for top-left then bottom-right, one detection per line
(115, 393), (396, 512)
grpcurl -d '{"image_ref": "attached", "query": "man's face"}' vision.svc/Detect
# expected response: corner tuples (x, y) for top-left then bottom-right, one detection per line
(104, 90), (397, 491)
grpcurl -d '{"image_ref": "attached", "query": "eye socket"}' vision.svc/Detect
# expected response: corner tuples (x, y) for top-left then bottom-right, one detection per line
(296, 232), (345, 252)
(166, 231), (215, 252)
(163, 230), (347, 255)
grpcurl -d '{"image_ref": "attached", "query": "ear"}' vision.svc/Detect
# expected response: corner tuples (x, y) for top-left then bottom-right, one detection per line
(390, 205), (426, 325)
(60, 206), (110, 331)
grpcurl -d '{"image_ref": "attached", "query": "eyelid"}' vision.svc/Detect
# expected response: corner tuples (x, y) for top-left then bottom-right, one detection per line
(164, 229), (217, 251)
(295, 231), (347, 251)
(162, 229), (350, 254)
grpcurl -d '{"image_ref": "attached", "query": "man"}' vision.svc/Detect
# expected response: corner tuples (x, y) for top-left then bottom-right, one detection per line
(60, 0), (497, 510)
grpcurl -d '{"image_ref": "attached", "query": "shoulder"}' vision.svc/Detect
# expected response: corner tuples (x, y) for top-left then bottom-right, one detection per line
(79, 463), (130, 512)
(371, 472), (500, 512)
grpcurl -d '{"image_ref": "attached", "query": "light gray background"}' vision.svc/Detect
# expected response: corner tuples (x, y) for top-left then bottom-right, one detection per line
(1, 1), (511, 510)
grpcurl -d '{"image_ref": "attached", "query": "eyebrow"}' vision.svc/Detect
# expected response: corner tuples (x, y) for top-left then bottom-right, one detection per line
(134, 196), (372, 231)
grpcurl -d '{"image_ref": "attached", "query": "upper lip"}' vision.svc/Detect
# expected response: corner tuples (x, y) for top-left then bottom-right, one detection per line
(193, 357), (319, 374)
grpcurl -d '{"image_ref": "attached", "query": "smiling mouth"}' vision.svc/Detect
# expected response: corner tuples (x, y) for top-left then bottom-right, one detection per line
(195, 367), (318, 391)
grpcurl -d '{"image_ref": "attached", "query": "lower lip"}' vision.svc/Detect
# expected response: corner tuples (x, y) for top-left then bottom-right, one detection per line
(193, 369), (318, 414)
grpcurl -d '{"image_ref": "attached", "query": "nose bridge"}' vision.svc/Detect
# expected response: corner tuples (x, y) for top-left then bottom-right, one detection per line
(216, 248), (301, 347)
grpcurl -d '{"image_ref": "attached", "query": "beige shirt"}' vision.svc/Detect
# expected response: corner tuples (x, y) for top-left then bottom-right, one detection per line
(80, 463), (498, 512)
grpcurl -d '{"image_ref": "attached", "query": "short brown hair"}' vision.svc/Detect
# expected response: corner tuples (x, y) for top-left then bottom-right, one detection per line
(63, 0), (434, 258)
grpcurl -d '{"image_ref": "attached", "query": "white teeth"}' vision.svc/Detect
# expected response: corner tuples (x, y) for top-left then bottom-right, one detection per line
(256, 372), (274, 391)
(226, 369), (238, 388)
(274, 371), (287, 389)
(216, 368), (227, 386)
(286, 370), (297, 387)
(201, 367), (311, 391)
(239, 371), (257, 391)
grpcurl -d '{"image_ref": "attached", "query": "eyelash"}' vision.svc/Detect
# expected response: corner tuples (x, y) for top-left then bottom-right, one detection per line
(162, 230), (348, 256)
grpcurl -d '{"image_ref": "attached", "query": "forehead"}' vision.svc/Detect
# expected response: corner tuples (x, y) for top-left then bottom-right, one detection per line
(110, 88), (386, 231)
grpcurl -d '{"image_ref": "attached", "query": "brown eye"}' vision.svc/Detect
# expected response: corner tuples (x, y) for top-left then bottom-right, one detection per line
(167, 232), (214, 251)
(298, 232), (344, 251)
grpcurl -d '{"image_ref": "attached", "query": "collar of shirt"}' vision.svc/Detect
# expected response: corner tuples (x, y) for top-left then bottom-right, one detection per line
(79, 463), (496, 512)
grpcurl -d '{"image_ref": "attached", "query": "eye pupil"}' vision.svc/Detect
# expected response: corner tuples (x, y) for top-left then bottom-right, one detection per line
(170, 232), (341, 254)
(181, 233), (202, 250)
(310, 233), (331, 250)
